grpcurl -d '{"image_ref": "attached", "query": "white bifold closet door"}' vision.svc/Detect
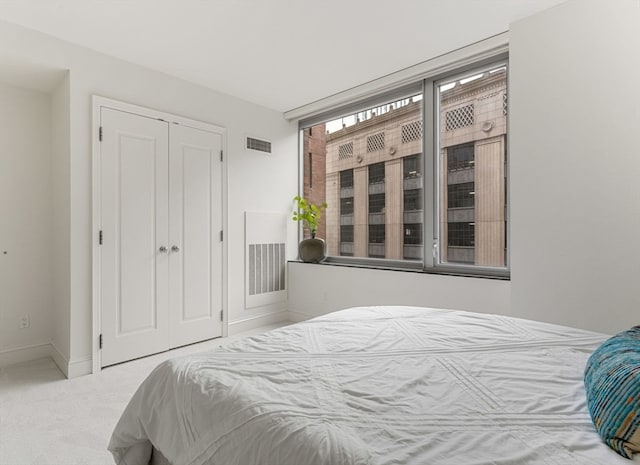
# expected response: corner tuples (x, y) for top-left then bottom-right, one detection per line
(99, 107), (222, 367)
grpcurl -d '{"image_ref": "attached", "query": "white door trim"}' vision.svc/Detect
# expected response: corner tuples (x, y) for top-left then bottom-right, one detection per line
(91, 96), (228, 374)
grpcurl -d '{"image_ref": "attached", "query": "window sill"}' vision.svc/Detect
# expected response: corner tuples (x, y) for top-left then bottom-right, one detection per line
(288, 259), (510, 281)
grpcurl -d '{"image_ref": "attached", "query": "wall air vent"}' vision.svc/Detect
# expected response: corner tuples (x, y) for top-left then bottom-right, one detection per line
(246, 136), (272, 154)
(248, 243), (286, 296)
(245, 211), (287, 309)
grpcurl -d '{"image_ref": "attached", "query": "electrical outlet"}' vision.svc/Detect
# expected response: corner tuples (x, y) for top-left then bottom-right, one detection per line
(19, 315), (29, 329)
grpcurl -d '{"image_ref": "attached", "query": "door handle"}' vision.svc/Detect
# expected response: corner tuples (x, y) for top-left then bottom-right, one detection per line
(159, 246), (168, 253)
(171, 245), (180, 252)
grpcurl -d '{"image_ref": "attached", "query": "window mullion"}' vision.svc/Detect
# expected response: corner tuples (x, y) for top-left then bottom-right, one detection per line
(422, 80), (435, 269)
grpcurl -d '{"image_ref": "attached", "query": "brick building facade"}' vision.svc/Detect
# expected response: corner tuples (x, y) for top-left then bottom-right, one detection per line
(301, 123), (326, 239)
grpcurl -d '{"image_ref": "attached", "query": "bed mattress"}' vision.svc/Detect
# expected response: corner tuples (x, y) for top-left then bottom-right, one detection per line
(108, 306), (634, 465)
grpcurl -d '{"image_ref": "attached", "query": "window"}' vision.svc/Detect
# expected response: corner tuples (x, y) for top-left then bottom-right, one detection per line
(300, 59), (508, 277)
(369, 194), (385, 213)
(340, 225), (354, 256)
(403, 223), (422, 260)
(404, 224), (423, 246)
(369, 224), (385, 258)
(438, 65), (507, 269)
(447, 222), (475, 247)
(448, 182), (475, 208)
(403, 155), (422, 178)
(404, 189), (422, 211)
(447, 144), (474, 171)
(340, 197), (354, 215)
(340, 225), (354, 243)
(340, 169), (354, 188)
(369, 162), (385, 184)
(369, 224), (385, 244)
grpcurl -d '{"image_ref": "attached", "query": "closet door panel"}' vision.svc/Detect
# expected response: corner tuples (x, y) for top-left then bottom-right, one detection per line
(100, 108), (169, 367)
(169, 124), (223, 348)
(182, 149), (212, 319)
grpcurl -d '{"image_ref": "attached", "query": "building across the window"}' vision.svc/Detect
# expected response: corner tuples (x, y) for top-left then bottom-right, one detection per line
(302, 65), (507, 268)
(302, 123), (326, 239)
(324, 98), (424, 260)
(438, 68), (507, 267)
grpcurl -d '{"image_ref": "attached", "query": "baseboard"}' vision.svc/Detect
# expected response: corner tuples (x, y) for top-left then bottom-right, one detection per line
(50, 343), (70, 378)
(0, 342), (52, 369)
(286, 310), (312, 323)
(228, 311), (290, 335)
(67, 356), (93, 379)
(0, 342), (92, 379)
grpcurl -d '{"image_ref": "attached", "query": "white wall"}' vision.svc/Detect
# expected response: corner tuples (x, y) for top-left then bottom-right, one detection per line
(509, 0), (640, 334)
(288, 262), (510, 319)
(289, 0), (640, 335)
(0, 81), (53, 362)
(50, 73), (71, 369)
(0, 20), (298, 374)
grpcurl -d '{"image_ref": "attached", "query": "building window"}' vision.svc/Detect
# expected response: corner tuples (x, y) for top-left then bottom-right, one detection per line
(299, 59), (507, 276)
(448, 222), (475, 247)
(404, 155), (422, 178)
(340, 169), (354, 188)
(448, 182), (475, 209)
(369, 224), (385, 244)
(340, 225), (354, 256)
(340, 197), (354, 215)
(404, 224), (422, 245)
(340, 225), (354, 243)
(368, 223), (386, 258)
(404, 189), (422, 211)
(369, 193), (385, 213)
(369, 162), (385, 184)
(447, 143), (474, 171)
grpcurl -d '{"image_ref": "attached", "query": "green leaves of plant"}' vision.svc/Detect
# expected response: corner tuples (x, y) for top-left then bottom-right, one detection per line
(292, 196), (327, 235)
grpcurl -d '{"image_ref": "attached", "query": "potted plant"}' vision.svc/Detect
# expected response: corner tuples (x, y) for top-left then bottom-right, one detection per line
(292, 196), (328, 263)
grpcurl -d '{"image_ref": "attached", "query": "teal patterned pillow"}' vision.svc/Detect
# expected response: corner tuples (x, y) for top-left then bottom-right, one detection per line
(584, 326), (640, 459)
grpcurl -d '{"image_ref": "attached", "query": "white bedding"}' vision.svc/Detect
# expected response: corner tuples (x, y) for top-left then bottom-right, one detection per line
(109, 306), (633, 465)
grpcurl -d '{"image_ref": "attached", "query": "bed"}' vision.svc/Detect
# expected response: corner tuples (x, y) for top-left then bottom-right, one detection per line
(108, 306), (637, 465)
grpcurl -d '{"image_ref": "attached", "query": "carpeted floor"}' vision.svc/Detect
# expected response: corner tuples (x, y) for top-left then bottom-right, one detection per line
(0, 323), (288, 465)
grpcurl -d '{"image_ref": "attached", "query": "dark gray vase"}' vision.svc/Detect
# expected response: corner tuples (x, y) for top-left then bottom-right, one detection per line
(299, 237), (326, 263)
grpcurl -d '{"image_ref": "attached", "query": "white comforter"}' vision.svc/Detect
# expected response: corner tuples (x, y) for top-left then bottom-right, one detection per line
(108, 306), (631, 465)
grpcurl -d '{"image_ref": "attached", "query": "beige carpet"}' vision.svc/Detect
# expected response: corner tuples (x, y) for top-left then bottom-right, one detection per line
(0, 323), (288, 465)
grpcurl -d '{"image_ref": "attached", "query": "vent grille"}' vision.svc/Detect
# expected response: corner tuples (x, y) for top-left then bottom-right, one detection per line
(338, 142), (353, 160)
(245, 211), (287, 309)
(248, 243), (286, 295)
(445, 104), (474, 131)
(367, 132), (385, 152)
(402, 121), (422, 143)
(246, 137), (272, 153)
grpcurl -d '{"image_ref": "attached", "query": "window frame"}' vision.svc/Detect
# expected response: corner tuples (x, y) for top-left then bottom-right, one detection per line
(297, 56), (509, 279)
(431, 60), (509, 278)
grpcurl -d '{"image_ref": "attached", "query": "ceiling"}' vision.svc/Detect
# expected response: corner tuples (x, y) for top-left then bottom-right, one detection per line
(0, 0), (566, 113)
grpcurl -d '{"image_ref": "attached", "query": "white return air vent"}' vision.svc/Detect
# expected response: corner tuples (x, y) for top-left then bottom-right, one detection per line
(245, 212), (287, 309)
(246, 136), (272, 154)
